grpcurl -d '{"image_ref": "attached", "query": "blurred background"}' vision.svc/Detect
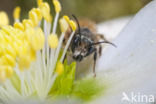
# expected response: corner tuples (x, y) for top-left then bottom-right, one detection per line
(0, 0), (152, 24)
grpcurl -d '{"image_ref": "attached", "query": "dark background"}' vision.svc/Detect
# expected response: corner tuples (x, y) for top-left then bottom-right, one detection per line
(0, 0), (151, 24)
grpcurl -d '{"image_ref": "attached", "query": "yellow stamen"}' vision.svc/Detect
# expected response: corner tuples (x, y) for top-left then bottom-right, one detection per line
(40, 2), (50, 13)
(56, 61), (64, 75)
(59, 18), (68, 32)
(5, 45), (17, 58)
(63, 15), (70, 23)
(0, 69), (6, 82)
(63, 16), (76, 30)
(69, 20), (77, 31)
(37, 0), (43, 6)
(39, 2), (52, 22)
(48, 34), (58, 48)
(17, 42), (32, 70)
(18, 55), (31, 71)
(22, 19), (34, 28)
(29, 49), (36, 61)
(1, 26), (12, 36)
(26, 28), (45, 51)
(14, 22), (24, 31)
(5, 66), (13, 78)
(53, 0), (61, 13)
(32, 8), (42, 21)
(0, 11), (9, 27)
(0, 0), (74, 83)
(13, 6), (21, 20)
(3, 54), (16, 67)
(46, 14), (52, 23)
(29, 10), (39, 27)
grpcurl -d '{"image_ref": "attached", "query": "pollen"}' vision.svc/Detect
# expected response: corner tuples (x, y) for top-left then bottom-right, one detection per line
(39, 2), (52, 22)
(5, 66), (13, 78)
(37, 0), (43, 6)
(0, 69), (6, 82)
(63, 15), (70, 23)
(13, 6), (21, 20)
(29, 9), (40, 27)
(18, 55), (32, 70)
(22, 19), (34, 28)
(0, 11), (9, 27)
(46, 14), (52, 23)
(3, 54), (16, 67)
(25, 27), (45, 51)
(59, 17), (68, 32)
(69, 20), (77, 31)
(0, 0), (78, 100)
(17, 41), (35, 70)
(14, 22), (24, 31)
(63, 15), (77, 31)
(55, 61), (64, 75)
(53, 0), (61, 13)
(48, 34), (58, 48)
(32, 8), (42, 21)
(0, 23), (45, 81)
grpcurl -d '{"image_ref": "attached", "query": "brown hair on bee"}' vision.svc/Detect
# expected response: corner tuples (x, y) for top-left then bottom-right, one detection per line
(64, 15), (116, 77)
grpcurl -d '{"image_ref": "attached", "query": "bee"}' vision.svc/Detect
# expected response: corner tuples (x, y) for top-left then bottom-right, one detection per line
(64, 15), (116, 77)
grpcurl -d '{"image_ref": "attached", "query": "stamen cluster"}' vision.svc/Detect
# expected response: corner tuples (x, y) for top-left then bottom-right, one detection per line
(0, 0), (77, 101)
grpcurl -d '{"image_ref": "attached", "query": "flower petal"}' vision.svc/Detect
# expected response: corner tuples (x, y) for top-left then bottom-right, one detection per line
(95, 1), (156, 103)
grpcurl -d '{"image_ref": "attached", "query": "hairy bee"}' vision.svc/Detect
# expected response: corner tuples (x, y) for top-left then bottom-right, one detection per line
(64, 15), (116, 77)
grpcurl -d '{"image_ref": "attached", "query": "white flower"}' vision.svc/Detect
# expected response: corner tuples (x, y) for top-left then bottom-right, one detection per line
(91, 1), (156, 103)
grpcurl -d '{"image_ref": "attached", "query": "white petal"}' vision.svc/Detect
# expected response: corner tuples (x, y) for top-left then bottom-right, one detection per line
(97, 16), (132, 40)
(94, 1), (156, 104)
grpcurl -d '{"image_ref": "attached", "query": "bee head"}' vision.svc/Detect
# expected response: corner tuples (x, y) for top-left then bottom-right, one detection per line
(71, 35), (86, 61)
(71, 15), (116, 61)
(71, 34), (117, 61)
(71, 15), (83, 61)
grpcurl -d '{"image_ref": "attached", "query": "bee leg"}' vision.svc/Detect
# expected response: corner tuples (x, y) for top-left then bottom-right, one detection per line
(63, 54), (67, 63)
(99, 45), (102, 56)
(93, 50), (97, 77)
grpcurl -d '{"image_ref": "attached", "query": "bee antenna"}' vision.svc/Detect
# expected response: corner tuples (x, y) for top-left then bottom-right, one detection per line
(91, 41), (117, 47)
(72, 14), (81, 35)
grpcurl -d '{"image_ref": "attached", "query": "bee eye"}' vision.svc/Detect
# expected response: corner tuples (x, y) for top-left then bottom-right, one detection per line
(74, 38), (78, 44)
(74, 37), (81, 46)
(71, 37), (80, 52)
(85, 46), (95, 56)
